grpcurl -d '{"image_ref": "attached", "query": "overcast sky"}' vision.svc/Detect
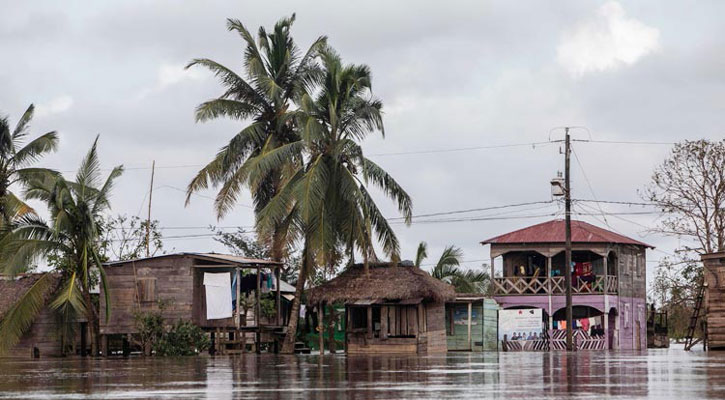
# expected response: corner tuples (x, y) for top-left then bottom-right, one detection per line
(2, 1), (724, 288)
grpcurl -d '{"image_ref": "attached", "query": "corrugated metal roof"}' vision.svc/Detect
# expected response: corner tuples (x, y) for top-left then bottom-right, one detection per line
(104, 252), (283, 267)
(481, 219), (653, 248)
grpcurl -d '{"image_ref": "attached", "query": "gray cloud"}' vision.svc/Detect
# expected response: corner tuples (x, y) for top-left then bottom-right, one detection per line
(1, 0), (720, 282)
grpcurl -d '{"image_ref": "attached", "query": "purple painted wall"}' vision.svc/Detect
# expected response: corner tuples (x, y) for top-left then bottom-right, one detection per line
(493, 294), (646, 350)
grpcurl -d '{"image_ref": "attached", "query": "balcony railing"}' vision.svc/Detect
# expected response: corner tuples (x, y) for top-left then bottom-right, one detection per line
(492, 275), (618, 296)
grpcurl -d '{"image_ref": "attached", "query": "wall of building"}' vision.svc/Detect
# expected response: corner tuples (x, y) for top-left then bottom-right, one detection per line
(6, 308), (62, 358)
(702, 253), (725, 349)
(100, 256), (195, 335)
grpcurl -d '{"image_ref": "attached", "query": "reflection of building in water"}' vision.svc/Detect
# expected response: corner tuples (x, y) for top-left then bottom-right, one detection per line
(483, 219), (651, 350)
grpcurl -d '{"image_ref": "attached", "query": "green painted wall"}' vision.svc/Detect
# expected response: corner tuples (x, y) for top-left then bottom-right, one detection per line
(445, 299), (499, 352)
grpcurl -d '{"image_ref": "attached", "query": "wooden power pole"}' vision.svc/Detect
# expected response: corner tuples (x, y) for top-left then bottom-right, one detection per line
(564, 128), (574, 351)
(146, 160), (155, 258)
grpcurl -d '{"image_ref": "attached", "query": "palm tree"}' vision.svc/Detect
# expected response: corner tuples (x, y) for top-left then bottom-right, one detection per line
(0, 104), (59, 230)
(256, 47), (412, 353)
(0, 137), (123, 356)
(418, 243), (489, 293)
(185, 15), (326, 263)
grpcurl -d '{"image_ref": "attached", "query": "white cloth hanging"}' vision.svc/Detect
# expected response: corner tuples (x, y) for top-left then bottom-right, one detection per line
(204, 272), (233, 320)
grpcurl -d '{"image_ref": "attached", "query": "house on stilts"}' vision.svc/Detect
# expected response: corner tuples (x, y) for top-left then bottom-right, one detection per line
(483, 219), (651, 350)
(100, 253), (292, 354)
(307, 261), (456, 354)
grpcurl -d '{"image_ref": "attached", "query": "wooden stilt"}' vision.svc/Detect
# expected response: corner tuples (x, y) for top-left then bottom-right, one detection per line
(318, 302), (324, 355)
(256, 267), (262, 354)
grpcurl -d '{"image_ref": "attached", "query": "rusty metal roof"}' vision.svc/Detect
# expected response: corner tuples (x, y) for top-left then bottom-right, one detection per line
(104, 252), (283, 267)
(481, 219), (653, 248)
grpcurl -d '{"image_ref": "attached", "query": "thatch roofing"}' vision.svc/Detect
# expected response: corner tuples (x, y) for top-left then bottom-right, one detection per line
(0, 273), (60, 320)
(306, 262), (456, 305)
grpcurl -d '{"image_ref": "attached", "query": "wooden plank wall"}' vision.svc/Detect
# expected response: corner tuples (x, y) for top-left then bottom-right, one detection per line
(6, 307), (64, 358)
(704, 255), (725, 349)
(424, 301), (447, 353)
(100, 256), (195, 335)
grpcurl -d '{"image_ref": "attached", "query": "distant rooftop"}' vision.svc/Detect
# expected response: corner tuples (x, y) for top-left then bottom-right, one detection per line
(103, 252), (283, 266)
(481, 219), (653, 248)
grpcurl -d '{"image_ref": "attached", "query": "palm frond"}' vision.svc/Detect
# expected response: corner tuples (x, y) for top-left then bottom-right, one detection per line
(12, 131), (58, 167)
(415, 242), (428, 268)
(0, 273), (54, 355)
(49, 272), (86, 316)
(75, 136), (102, 196)
(11, 104), (34, 141)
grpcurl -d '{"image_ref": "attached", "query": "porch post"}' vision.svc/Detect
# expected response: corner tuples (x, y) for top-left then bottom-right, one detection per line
(547, 256), (553, 330)
(256, 266), (261, 354)
(235, 268), (241, 330)
(275, 266), (281, 327)
(467, 301), (473, 351)
(318, 301), (325, 355)
(604, 311), (610, 349)
(367, 306), (373, 338)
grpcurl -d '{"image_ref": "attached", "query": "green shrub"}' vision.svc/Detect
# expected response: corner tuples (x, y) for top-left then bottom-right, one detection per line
(134, 303), (209, 356)
(155, 320), (210, 356)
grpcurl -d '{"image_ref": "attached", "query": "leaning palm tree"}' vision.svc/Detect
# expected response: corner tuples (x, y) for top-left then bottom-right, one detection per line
(185, 15), (326, 263)
(0, 137), (123, 356)
(420, 243), (489, 293)
(256, 47), (412, 353)
(0, 104), (58, 230)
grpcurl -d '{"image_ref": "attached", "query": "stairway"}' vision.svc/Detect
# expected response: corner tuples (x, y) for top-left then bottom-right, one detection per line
(684, 282), (706, 351)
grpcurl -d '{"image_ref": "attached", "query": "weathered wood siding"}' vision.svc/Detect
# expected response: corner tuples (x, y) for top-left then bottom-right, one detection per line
(345, 302), (447, 354)
(6, 308), (62, 358)
(703, 253), (725, 349)
(100, 256), (195, 335)
(424, 301), (447, 353)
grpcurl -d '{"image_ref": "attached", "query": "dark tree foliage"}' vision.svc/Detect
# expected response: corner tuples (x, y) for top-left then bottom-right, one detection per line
(646, 139), (725, 338)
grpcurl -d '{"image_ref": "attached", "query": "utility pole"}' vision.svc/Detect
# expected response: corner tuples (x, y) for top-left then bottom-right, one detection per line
(564, 128), (574, 351)
(146, 160), (155, 258)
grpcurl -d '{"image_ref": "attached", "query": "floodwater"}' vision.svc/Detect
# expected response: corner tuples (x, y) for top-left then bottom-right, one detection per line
(0, 347), (723, 399)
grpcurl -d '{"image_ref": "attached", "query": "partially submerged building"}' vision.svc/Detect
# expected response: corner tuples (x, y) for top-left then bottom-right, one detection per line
(702, 252), (725, 350)
(307, 261), (456, 354)
(0, 273), (77, 358)
(100, 253), (289, 354)
(482, 219), (651, 350)
(445, 294), (499, 351)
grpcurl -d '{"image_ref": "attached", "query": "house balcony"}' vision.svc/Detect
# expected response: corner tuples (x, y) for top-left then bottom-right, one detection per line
(492, 275), (618, 296)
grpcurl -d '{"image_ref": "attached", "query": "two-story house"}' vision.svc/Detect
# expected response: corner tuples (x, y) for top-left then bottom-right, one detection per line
(482, 219), (651, 350)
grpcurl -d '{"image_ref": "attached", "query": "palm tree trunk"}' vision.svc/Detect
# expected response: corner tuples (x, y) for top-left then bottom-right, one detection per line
(83, 289), (100, 356)
(280, 241), (308, 354)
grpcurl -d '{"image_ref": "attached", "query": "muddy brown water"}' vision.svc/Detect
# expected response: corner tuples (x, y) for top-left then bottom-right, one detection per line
(0, 347), (723, 399)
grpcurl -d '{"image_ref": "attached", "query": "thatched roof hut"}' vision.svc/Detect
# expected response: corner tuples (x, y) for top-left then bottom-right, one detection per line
(307, 261), (456, 305)
(307, 262), (455, 354)
(0, 273), (60, 320)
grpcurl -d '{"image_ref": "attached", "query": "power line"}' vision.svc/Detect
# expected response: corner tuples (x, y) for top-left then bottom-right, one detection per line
(51, 138), (678, 173)
(387, 200), (555, 221)
(573, 139), (676, 145)
(571, 147), (610, 227)
(368, 141), (553, 157)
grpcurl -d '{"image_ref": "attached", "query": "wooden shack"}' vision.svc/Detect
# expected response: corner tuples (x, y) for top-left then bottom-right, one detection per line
(702, 251), (725, 349)
(0, 273), (79, 358)
(306, 261), (456, 355)
(100, 253), (287, 354)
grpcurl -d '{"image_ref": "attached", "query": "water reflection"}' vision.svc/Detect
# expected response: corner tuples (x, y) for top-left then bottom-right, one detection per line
(1, 349), (724, 399)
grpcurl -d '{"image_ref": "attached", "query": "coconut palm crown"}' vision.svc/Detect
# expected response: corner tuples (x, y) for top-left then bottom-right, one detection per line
(0, 137), (123, 355)
(0, 104), (59, 228)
